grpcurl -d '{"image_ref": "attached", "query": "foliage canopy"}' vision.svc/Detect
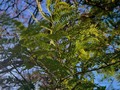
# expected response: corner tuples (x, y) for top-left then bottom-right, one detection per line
(0, 0), (120, 89)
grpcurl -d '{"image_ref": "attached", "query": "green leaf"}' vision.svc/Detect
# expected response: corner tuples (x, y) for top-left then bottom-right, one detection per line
(39, 58), (69, 78)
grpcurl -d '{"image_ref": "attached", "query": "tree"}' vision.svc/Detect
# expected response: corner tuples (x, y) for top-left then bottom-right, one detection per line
(0, 0), (120, 89)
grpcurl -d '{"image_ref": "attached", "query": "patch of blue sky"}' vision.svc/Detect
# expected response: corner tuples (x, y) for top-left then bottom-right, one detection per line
(94, 72), (120, 90)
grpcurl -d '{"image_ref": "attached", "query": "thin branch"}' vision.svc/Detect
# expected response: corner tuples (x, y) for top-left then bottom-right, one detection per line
(75, 59), (120, 75)
(0, 61), (25, 86)
(28, 7), (38, 25)
(61, 59), (120, 82)
(36, 0), (51, 22)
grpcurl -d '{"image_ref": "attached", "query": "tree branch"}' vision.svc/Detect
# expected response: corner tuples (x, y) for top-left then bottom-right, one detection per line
(75, 59), (120, 75)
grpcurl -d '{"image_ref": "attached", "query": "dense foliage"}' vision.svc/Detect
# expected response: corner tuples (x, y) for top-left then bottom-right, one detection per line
(0, 0), (120, 89)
